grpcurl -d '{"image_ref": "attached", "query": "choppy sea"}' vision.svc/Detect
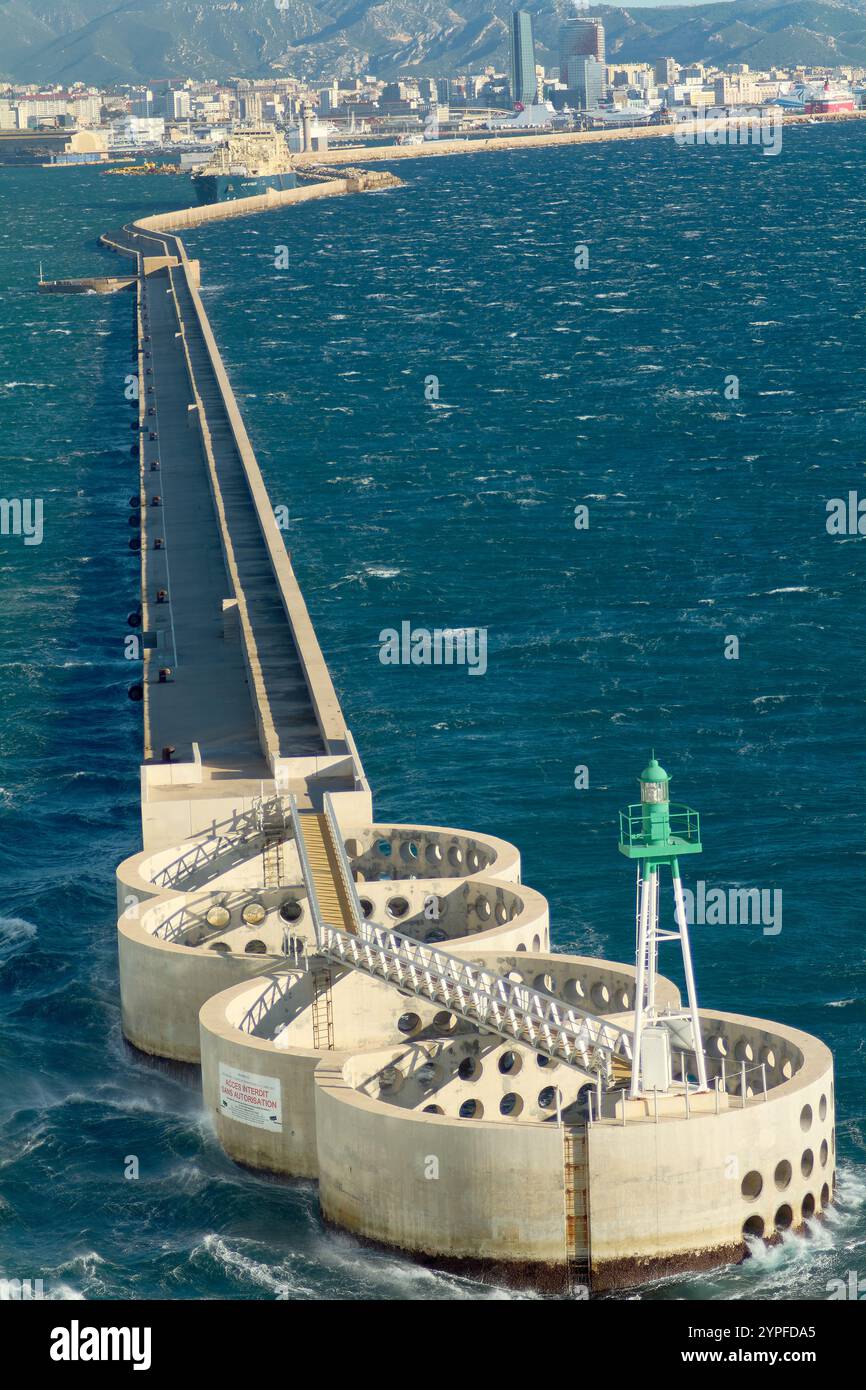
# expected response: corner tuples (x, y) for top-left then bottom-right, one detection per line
(0, 126), (864, 1299)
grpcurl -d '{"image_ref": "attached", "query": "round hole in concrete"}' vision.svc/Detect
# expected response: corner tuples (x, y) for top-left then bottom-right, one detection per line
(458, 1098), (482, 1119)
(423, 1105), (443, 1115)
(209, 941), (230, 953)
(538, 1085), (559, 1110)
(820, 1139), (828, 1167)
(774, 1204), (793, 1231)
(742, 1215), (765, 1240)
(498, 1050), (521, 1075)
(458, 1056), (480, 1082)
(800, 1104), (813, 1132)
(244, 939), (267, 954)
(801, 1149), (814, 1178)
(278, 899), (303, 923)
(819, 1093), (827, 1121)
(774, 1160), (792, 1190)
(433, 1011), (456, 1034)
(499, 1092), (523, 1117)
(741, 1170), (763, 1201)
(387, 897), (410, 919)
(397, 1012), (420, 1035)
(206, 905), (231, 929)
(821, 1182), (830, 1206)
(801, 1193), (816, 1221)
(242, 902), (266, 926)
(359, 898), (374, 919)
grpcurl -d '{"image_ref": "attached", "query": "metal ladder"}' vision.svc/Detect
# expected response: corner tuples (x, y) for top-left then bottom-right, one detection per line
(563, 1128), (591, 1294)
(262, 835), (282, 889)
(310, 966), (334, 1050)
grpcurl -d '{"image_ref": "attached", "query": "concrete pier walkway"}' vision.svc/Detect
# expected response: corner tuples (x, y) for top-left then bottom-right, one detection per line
(99, 179), (401, 837)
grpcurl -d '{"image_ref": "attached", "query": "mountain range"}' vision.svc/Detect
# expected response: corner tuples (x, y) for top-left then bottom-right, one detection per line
(2, 0), (866, 85)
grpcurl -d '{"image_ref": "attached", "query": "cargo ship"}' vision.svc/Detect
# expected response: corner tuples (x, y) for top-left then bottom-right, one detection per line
(191, 125), (296, 204)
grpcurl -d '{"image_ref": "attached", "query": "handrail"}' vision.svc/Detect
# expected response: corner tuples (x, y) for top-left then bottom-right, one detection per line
(151, 819), (258, 887)
(619, 803), (701, 846)
(238, 973), (293, 1035)
(288, 794), (327, 948)
(322, 792), (365, 933)
(318, 920), (633, 1076)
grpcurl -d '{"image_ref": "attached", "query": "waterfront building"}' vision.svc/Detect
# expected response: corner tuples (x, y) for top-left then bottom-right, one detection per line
(166, 89), (191, 120)
(560, 15), (605, 79)
(573, 57), (605, 111)
(510, 10), (538, 106)
(654, 57), (678, 86)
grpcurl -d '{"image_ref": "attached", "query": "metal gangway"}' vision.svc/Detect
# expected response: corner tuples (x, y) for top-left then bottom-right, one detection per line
(278, 793), (633, 1080)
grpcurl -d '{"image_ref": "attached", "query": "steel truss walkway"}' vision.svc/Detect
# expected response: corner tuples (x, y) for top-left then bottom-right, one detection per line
(276, 794), (634, 1080)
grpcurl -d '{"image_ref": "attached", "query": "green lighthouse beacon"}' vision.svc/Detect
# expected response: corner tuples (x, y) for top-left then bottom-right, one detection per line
(618, 755), (707, 1099)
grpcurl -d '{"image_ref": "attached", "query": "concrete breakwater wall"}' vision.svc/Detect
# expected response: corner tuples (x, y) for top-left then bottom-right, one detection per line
(132, 169), (400, 233)
(298, 107), (866, 167)
(100, 171), (403, 842)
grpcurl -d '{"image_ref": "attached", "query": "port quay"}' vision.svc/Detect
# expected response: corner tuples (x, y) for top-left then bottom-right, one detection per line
(50, 165), (835, 1300)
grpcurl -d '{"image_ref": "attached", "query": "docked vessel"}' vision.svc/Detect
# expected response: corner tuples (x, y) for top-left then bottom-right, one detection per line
(191, 124), (296, 204)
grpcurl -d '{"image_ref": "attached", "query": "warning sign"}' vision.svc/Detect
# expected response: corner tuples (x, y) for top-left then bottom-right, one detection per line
(219, 1064), (282, 1132)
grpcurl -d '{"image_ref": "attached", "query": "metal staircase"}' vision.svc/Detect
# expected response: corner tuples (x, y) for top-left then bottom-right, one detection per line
(297, 812), (357, 935)
(262, 792), (634, 1081)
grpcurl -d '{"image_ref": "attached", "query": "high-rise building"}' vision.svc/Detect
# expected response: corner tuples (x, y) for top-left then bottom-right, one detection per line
(654, 57), (678, 88)
(166, 89), (191, 120)
(573, 57), (604, 110)
(510, 10), (538, 106)
(559, 16), (605, 87)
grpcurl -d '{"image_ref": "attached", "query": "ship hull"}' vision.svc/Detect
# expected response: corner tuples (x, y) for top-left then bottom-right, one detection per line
(192, 171), (297, 205)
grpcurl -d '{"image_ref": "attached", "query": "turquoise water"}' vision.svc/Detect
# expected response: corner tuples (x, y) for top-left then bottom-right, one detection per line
(0, 129), (864, 1299)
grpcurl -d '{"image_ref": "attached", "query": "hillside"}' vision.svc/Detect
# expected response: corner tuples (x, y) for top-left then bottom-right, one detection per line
(1, 0), (866, 84)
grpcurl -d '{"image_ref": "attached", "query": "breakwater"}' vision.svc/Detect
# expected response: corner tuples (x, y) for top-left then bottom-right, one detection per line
(91, 154), (839, 1291)
(299, 107), (866, 166)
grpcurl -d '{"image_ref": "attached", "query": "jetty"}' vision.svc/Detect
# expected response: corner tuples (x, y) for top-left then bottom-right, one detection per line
(62, 168), (839, 1291)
